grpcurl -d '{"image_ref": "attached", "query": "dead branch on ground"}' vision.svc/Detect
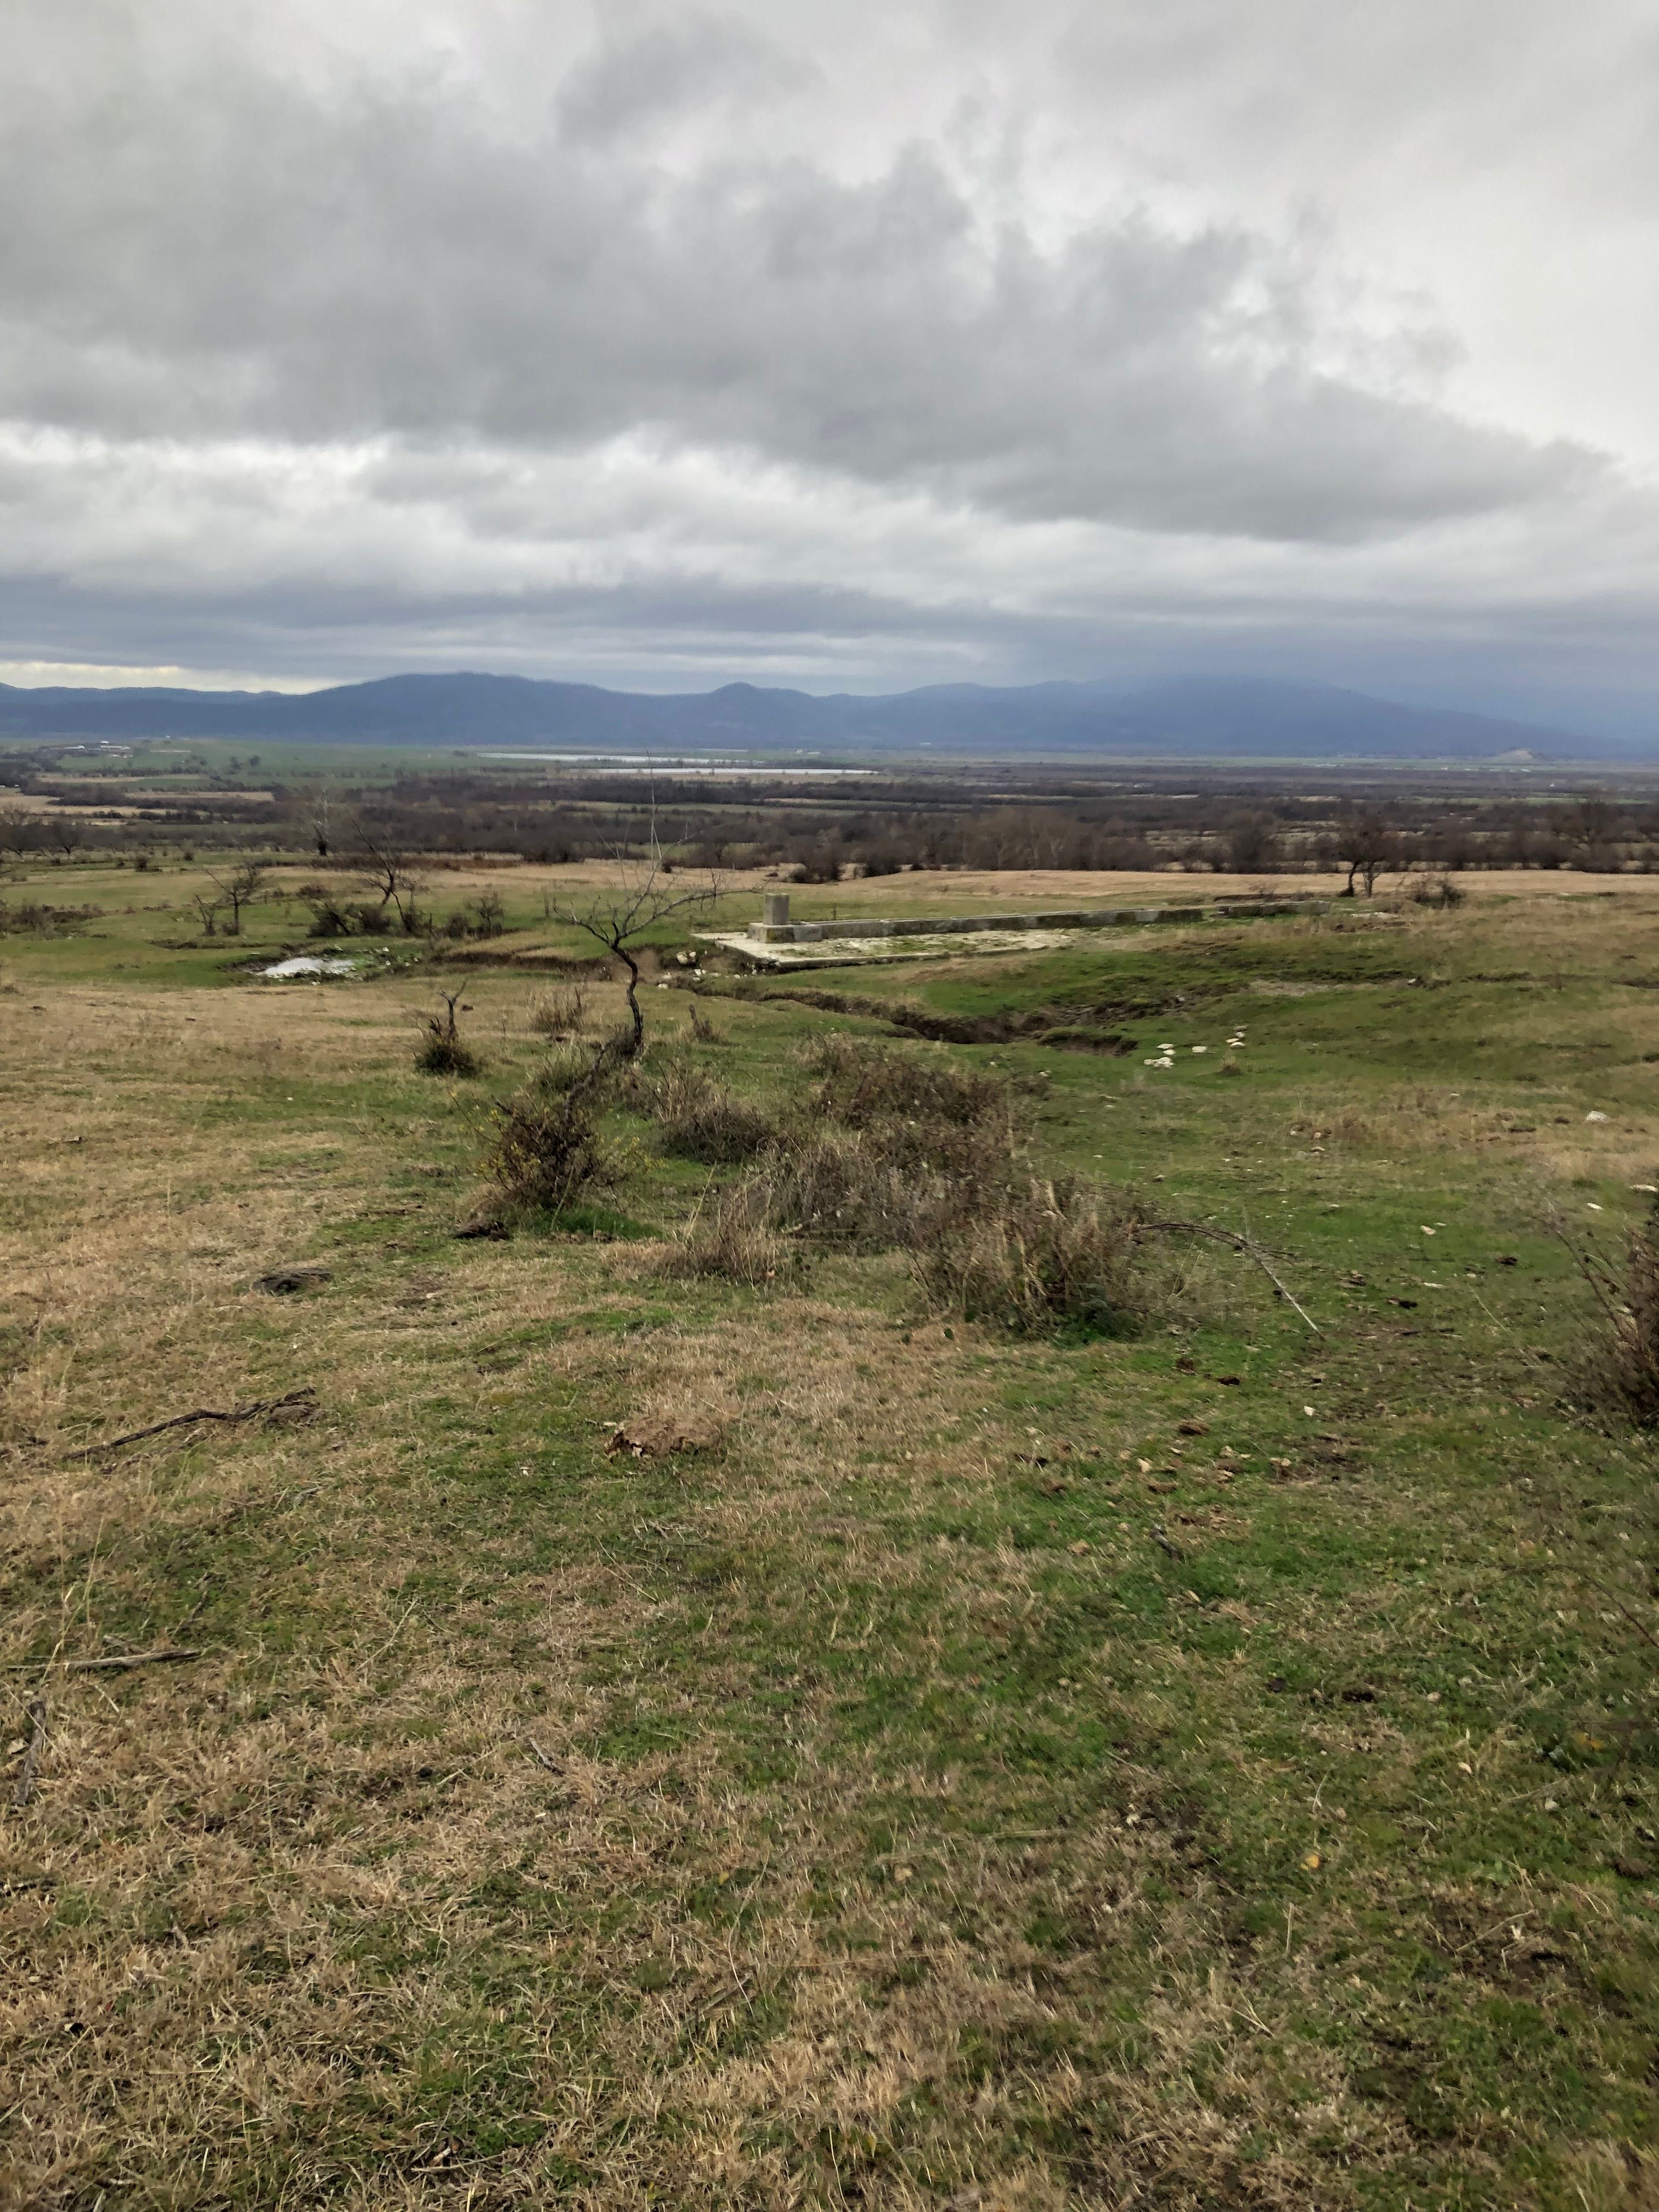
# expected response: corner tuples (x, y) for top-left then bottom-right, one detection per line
(3, 1648), (204, 1675)
(1139, 1220), (1322, 1332)
(62, 1389), (318, 1459)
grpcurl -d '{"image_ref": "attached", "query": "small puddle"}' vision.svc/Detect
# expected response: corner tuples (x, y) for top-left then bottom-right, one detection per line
(258, 954), (360, 980)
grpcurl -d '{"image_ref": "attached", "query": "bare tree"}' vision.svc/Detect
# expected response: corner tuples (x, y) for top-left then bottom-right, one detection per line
(205, 857), (272, 936)
(1560, 790), (1620, 871)
(1335, 808), (1397, 898)
(305, 786), (336, 859)
(562, 844), (725, 1058)
(350, 825), (424, 932)
(190, 888), (223, 936)
(1224, 811), (1278, 875)
(45, 813), (81, 862)
(0, 803), (36, 865)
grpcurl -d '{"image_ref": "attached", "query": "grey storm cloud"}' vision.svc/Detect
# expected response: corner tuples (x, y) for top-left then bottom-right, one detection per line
(0, 8), (1589, 541)
(1, 0), (1656, 716)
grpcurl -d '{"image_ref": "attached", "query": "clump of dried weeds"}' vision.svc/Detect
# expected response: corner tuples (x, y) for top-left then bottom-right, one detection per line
(1570, 1193), (1659, 1421)
(907, 1172), (1150, 1334)
(527, 981), (587, 1039)
(646, 1060), (777, 1164)
(663, 1037), (1159, 1333)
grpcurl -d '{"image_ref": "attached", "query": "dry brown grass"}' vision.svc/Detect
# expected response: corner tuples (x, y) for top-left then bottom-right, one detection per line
(7, 906), (1659, 2206)
(0, 975), (1280, 2206)
(646, 1059), (777, 1164)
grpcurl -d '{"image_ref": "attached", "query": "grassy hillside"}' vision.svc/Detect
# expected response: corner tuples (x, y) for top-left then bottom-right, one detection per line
(3, 870), (1658, 2209)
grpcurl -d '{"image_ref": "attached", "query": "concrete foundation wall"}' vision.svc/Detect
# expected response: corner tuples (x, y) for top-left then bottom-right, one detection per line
(747, 898), (1312, 944)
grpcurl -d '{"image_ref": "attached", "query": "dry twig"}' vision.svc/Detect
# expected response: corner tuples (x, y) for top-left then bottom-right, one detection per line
(2, 1647), (203, 1675)
(10, 1698), (46, 1810)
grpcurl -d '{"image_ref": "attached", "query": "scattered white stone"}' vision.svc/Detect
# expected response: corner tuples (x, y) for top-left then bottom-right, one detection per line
(1585, 1110), (1610, 1123)
(1191, 1045), (1207, 1054)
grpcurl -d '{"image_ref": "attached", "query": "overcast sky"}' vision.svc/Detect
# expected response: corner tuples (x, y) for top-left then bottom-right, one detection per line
(4, 0), (1658, 731)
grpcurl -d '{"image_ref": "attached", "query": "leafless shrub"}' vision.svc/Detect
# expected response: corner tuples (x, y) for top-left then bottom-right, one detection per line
(471, 889), (507, 938)
(1410, 868), (1466, 910)
(648, 1062), (776, 1164)
(659, 1181), (796, 1286)
(536, 1031), (634, 1098)
(0, 900), (97, 937)
(477, 1086), (618, 1223)
(668, 1121), (1161, 1333)
(687, 1000), (723, 1045)
(793, 1131), (923, 1242)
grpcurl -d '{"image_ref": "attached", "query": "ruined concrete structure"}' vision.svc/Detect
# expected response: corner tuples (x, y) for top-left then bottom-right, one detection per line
(746, 889), (1317, 947)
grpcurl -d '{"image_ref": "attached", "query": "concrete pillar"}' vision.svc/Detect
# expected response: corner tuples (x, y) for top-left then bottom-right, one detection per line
(763, 891), (791, 929)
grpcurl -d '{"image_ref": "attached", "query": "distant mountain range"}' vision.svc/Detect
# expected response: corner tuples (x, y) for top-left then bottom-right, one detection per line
(0, 670), (1634, 760)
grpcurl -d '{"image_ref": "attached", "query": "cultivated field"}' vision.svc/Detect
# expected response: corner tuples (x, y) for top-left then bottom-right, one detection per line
(3, 861), (1659, 2209)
